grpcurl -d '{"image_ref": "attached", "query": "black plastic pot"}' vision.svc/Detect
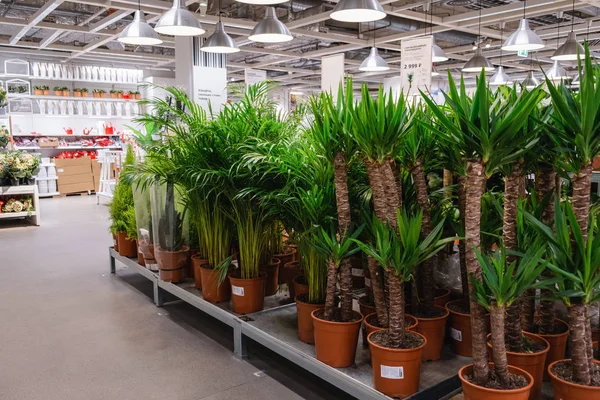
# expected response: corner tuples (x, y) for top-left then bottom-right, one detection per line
(10, 178), (20, 186)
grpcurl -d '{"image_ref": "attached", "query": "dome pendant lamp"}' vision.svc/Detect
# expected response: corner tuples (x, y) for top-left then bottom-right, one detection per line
(359, 21), (389, 72)
(331, 0), (386, 23)
(463, 0), (495, 73)
(202, 2), (239, 54)
(522, 70), (540, 89)
(155, 0), (205, 36)
(552, 0), (584, 60)
(546, 14), (569, 81)
(489, 23), (510, 85)
(119, 7), (163, 45)
(502, 0), (544, 51)
(235, 0), (288, 4)
(248, 7), (293, 43)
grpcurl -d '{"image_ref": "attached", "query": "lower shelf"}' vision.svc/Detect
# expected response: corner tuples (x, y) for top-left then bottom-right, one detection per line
(39, 192), (60, 197)
(0, 211), (36, 219)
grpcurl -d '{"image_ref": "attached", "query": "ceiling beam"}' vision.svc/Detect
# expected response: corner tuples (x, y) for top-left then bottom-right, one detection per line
(89, 10), (131, 32)
(9, 0), (65, 45)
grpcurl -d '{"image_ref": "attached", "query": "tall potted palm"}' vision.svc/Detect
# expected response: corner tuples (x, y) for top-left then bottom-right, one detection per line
(355, 210), (452, 398)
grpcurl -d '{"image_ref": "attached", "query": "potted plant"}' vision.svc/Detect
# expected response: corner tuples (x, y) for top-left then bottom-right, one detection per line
(93, 89), (101, 98)
(109, 146), (137, 257)
(42, 86), (50, 95)
(80, 88), (89, 97)
(62, 87), (70, 96)
(117, 89), (124, 99)
(129, 90), (141, 100)
(354, 211), (452, 398)
(110, 89), (119, 99)
(98, 89), (107, 98)
(33, 86), (44, 96)
(133, 184), (157, 271)
(53, 86), (62, 96)
(73, 88), (82, 97)
(0, 126), (9, 150)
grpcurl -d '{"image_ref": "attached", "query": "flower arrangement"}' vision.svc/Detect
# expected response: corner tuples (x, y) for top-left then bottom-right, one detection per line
(0, 151), (40, 184)
(2, 197), (34, 213)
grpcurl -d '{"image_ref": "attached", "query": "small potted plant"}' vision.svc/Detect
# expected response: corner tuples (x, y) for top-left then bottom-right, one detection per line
(0, 126), (9, 150)
(117, 89), (124, 99)
(53, 86), (63, 96)
(42, 85), (50, 95)
(99, 89), (107, 98)
(109, 146), (137, 257)
(110, 89), (119, 99)
(33, 86), (44, 96)
(62, 87), (70, 96)
(80, 88), (89, 97)
(73, 88), (82, 97)
(129, 90), (141, 100)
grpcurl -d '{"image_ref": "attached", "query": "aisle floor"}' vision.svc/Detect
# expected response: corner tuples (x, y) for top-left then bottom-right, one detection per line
(0, 196), (349, 400)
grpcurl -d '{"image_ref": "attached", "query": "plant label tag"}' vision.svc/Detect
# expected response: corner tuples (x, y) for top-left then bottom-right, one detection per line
(231, 285), (244, 296)
(365, 278), (371, 287)
(147, 263), (158, 272)
(450, 328), (462, 342)
(381, 365), (404, 379)
(352, 268), (364, 277)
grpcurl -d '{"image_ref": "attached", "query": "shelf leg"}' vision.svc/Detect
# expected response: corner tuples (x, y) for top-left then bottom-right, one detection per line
(233, 319), (247, 359)
(154, 281), (165, 307)
(110, 250), (116, 274)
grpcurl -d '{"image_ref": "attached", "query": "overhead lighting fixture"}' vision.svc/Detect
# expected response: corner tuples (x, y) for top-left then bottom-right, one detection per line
(552, 0), (584, 61)
(502, 19), (544, 51)
(330, 0), (386, 23)
(155, 0), (205, 36)
(432, 37), (448, 62)
(545, 60), (569, 82)
(235, 0), (287, 4)
(522, 71), (540, 89)
(202, 17), (239, 53)
(462, 47), (495, 73)
(359, 47), (389, 72)
(489, 66), (512, 86)
(118, 10), (163, 46)
(248, 7), (293, 43)
(431, 66), (440, 77)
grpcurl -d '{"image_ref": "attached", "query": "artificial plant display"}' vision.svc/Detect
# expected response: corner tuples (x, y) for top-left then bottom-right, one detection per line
(109, 145), (137, 257)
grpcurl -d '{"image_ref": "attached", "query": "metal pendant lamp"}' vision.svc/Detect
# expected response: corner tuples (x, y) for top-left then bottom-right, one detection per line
(431, 66), (440, 77)
(202, 21), (239, 53)
(545, 60), (569, 82)
(489, 66), (512, 86)
(522, 71), (540, 89)
(119, 10), (163, 45)
(552, 0), (584, 61)
(359, 47), (389, 72)
(248, 7), (293, 43)
(235, 0), (288, 4)
(463, 47), (495, 73)
(155, 0), (205, 36)
(432, 38), (448, 63)
(502, 19), (544, 51)
(330, 0), (386, 23)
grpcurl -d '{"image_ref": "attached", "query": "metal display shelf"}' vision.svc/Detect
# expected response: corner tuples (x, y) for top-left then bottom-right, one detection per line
(109, 248), (467, 400)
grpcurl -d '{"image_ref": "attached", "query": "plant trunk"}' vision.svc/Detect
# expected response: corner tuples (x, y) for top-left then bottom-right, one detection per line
(585, 305), (595, 373)
(457, 174), (470, 299)
(503, 163), (524, 353)
(490, 304), (510, 387)
(443, 169), (453, 199)
(381, 160), (401, 227)
(368, 256), (388, 327)
(411, 159), (435, 312)
(391, 160), (404, 211)
(571, 163), (593, 240)
(521, 289), (536, 333)
(340, 258), (353, 322)
(323, 258), (338, 321)
(365, 160), (388, 222)
(569, 302), (591, 385)
(388, 272), (405, 348)
(465, 160), (490, 385)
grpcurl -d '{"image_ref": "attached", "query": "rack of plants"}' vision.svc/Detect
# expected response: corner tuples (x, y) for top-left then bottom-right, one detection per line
(110, 247), (470, 400)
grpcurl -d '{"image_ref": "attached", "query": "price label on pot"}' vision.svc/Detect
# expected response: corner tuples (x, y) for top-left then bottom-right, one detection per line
(352, 268), (364, 277)
(381, 365), (404, 379)
(450, 328), (462, 342)
(231, 285), (244, 297)
(365, 278), (371, 287)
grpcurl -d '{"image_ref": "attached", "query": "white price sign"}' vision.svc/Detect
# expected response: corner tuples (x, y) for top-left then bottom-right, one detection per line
(231, 285), (245, 297)
(400, 36), (433, 96)
(381, 365), (404, 379)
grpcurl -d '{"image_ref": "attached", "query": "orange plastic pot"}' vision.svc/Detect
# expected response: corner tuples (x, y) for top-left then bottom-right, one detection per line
(415, 306), (449, 361)
(191, 255), (208, 289)
(200, 264), (231, 303)
(446, 299), (490, 357)
(295, 294), (323, 344)
(368, 330), (427, 398)
(548, 359), (600, 400)
(487, 332), (549, 400)
(312, 308), (363, 368)
(274, 248), (297, 282)
(358, 295), (377, 319)
(363, 312), (418, 350)
(434, 288), (452, 307)
(136, 241), (145, 266)
(459, 363), (533, 400)
(228, 272), (266, 315)
(259, 258), (281, 296)
(292, 275), (309, 298)
(283, 261), (302, 300)
(155, 246), (189, 283)
(117, 232), (137, 257)
(524, 318), (569, 381)
(112, 233), (119, 251)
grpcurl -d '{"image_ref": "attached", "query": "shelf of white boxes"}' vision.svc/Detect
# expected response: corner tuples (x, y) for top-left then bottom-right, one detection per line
(36, 159), (59, 198)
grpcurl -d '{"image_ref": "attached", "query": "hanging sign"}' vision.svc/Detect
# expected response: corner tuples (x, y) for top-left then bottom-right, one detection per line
(321, 53), (345, 100)
(400, 36), (433, 96)
(192, 66), (227, 114)
(245, 68), (267, 85)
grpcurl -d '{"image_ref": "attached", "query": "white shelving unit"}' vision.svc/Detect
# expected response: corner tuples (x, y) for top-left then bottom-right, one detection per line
(16, 146), (122, 150)
(0, 185), (40, 226)
(22, 95), (141, 103)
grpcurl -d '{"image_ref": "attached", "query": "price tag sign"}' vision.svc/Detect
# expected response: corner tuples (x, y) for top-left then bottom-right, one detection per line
(400, 36), (433, 96)
(231, 285), (244, 297)
(450, 328), (462, 342)
(381, 365), (404, 379)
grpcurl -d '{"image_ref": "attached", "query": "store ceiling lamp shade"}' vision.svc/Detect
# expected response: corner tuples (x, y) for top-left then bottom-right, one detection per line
(502, 19), (544, 51)
(551, 31), (585, 61)
(432, 38), (448, 62)
(489, 65), (512, 86)
(235, 0), (288, 4)
(431, 66), (440, 77)
(248, 7), (293, 43)
(155, 0), (205, 36)
(330, 0), (386, 23)
(202, 22), (239, 53)
(462, 47), (495, 73)
(359, 47), (389, 72)
(118, 11), (163, 45)
(522, 71), (540, 89)
(545, 60), (569, 82)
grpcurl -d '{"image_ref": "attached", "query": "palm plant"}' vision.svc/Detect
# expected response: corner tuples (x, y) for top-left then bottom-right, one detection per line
(420, 71), (544, 384)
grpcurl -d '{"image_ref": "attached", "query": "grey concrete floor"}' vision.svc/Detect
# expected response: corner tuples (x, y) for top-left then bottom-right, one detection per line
(0, 196), (350, 400)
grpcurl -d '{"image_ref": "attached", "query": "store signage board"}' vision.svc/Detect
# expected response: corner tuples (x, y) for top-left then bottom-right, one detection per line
(245, 69), (267, 85)
(400, 36), (433, 96)
(192, 66), (227, 114)
(321, 53), (345, 100)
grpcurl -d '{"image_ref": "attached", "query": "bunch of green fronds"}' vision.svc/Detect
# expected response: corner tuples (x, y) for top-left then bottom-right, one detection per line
(298, 235), (327, 304)
(233, 199), (269, 279)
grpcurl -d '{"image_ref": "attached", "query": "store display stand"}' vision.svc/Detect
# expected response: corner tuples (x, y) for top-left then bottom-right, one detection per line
(0, 184), (40, 225)
(109, 248), (467, 400)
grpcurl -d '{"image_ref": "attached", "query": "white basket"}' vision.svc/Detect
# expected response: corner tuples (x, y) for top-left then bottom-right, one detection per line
(47, 166), (57, 177)
(48, 180), (57, 193)
(38, 180), (48, 194)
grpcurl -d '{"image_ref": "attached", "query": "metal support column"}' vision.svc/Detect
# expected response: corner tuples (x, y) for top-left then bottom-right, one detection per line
(233, 319), (247, 359)
(153, 281), (164, 307)
(110, 248), (116, 274)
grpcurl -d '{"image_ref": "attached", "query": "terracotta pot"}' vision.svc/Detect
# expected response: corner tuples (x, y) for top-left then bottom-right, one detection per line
(117, 232), (137, 257)
(200, 264), (231, 303)
(312, 308), (363, 368)
(155, 246), (189, 283)
(118, 93), (123, 99)
(548, 359), (600, 399)
(136, 241), (145, 266)
(112, 233), (119, 251)
(368, 330), (427, 398)
(110, 93), (117, 98)
(295, 294), (323, 344)
(434, 288), (452, 307)
(259, 258), (281, 296)
(276, 248), (298, 283)
(54, 90), (62, 96)
(292, 275), (309, 298)
(228, 272), (266, 314)
(289, 244), (299, 262)
(81, 92), (88, 97)
(487, 332), (549, 400)
(43, 90), (50, 95)
(135, 94), (141, 100)
(415, 306), (450, 361)
(446, 299), (490, 357)
(283, 261), (302, 299)
(459, 363), (534, 400)
(74, 91), (81, 97)
(100, 93), (107, 98)
(34, 89), (43, 95)
(524, 318), (569, 381)
(62, 90), (70, 96)
(191, 254), (208, 289)
(359, 295), (377, 318)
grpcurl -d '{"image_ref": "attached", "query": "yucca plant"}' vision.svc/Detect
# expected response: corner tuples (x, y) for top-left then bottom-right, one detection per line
(471, 243), (547, 388)
(420, 71), (544, 384)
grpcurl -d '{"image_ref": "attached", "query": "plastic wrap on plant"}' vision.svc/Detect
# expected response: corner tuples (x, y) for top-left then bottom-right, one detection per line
(133, 185), (157, 271)
(434, 243), (462, 296)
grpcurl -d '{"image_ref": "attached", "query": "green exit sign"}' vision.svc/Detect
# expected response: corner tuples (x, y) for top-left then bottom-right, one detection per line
(517, 49), (528, 57)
